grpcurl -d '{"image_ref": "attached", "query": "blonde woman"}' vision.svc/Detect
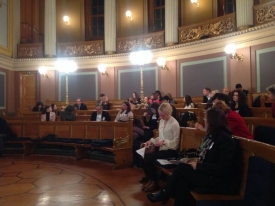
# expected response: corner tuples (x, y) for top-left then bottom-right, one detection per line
(140, 103), (180, 192)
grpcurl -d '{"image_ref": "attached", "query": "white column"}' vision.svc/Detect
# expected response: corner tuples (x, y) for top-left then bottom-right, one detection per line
(44, 0), (56, 57)
(236, 0), (254, 30)
(165, 0), (178, 46)
(104, 0), (116, 54)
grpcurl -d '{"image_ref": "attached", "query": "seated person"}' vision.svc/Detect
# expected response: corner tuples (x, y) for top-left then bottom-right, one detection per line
(183, 95), (195, 109)
(51, 103), (60, 118)
(202, 87), (211, 103)
(41, 106), (56, 121)
(147, 107), (239, 205)
(196, 93), (252, 138)
(230, 90), (251, 117)
(139, 103), (180, 192)
(97, 93), (105, 105)
(133, 102), (159, 141)
(90, 105), (110, 121)
(74, 98), (88, 110)
(236, 83), (248, 96)
(167, 93), (176, 105)
(132, 92), (141, 105)
(32, 101), (44, 112)
(266, 84), (275, 118)
(102, 96), (110, 110)
(61, 105), (76, 121)
(114, 101), (134, 122)
(149, 92), (160, 105)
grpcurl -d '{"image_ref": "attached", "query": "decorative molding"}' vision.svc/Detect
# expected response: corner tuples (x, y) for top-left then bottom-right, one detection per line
(116, 31), (164, 53)
(17, 44), (44, 58)
(179, 13), (236, 43)
(56, 41), (104, 57)
(254, 1), (275, 26)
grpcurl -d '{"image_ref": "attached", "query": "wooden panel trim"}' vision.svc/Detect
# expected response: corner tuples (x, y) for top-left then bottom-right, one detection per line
(253, 1), (275, 26)
(17, 43), (44, 58)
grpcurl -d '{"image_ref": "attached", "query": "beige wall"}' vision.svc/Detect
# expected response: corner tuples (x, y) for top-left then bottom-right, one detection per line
(56, 0), (83, 43)
(116, 0), (145, 37)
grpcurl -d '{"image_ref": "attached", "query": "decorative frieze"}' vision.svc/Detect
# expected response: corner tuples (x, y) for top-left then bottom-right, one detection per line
(254, 2), (275, 26)
(57, 41), (104, 57)
(17, 44), (44, 58)
(116, 31), (164, 53)
(179, 13), (236, 44)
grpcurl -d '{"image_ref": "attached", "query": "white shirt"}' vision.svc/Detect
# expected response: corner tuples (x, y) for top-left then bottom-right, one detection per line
(96, 114), (102, 121)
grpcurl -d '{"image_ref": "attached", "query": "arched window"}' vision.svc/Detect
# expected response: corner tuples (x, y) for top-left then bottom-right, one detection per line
(84, 0), (104, 40)
(148, 0), (165, 32)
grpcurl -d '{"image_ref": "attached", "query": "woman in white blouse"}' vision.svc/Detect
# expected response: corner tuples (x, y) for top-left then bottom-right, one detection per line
(140, 103), (180, 192)
(41, 106), (56, 121)
(114, 101), (134, 122)
(183, 95), (195, 109)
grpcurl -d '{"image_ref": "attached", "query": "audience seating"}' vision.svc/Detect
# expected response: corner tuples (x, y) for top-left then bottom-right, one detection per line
(5, 120), (133, 169)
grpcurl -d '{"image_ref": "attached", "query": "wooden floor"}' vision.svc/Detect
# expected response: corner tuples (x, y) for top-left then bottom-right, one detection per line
(0, 155), (175, 206)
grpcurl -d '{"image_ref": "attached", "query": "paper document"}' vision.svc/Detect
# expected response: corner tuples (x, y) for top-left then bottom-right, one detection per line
(157, 159), (175, 165)
(136, 147), (146, 158)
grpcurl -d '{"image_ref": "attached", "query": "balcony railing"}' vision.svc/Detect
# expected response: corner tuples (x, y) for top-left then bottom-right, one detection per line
(178, 13), (236, 44)
(116, 31), (165, 53)
(17, 44), (44, 58)
(253, 1), (275, 26)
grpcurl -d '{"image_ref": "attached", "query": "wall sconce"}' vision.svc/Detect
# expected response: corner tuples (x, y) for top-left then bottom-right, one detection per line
(157, 57), (171, 71)
(125, 10), (132, 21)
(38, 66), (50, 78)
(63, 16), (70, 25)
(98, 64), (109, 76)
(224, 44), (243, 61)
(191, 0), (199, 7)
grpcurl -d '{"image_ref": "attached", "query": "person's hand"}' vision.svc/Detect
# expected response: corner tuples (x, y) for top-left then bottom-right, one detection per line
(188, 161), (197, 170)
(143, 126), (149, 129)
(195, 123), (205, 131)
(155, 140), (164, 147)
(143, 112), (148, 116)
(144, 141), (151, 147)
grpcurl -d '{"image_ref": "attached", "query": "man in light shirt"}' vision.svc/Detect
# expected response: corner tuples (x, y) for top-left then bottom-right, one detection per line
(90, 105), (110, 121)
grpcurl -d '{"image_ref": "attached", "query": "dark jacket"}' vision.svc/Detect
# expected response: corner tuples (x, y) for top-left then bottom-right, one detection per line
(73, 103), (88, 110)
(90, 111), (110, 121)
(231, 104), (251, 117)
(171, 104), (177, 120)
(196, 130), (239, 192)
(60, 111), (76, 121)
(102, 103), (110, 110)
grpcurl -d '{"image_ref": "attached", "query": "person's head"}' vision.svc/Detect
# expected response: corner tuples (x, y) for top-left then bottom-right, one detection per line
(166, 93), (173, 100)
(51, 103), (57, 111)
(211, 93), (229, 105)
(42, 105), (51, 114)
(76, 98), (82, 106)
(184, 95), (193, 106)
(65, 105), (75, 113)
(95, 105), (103, 113)
(144, 96), (149, 103)
(162, 95), (170, 103)
(203, 88), (211, 96)
(158, 103), (172, 121)
(133, 92), (139, 99)
(150, 102), (159, 115)
(122, 101), (131, 113)
(36, 101), (44, 109)
(155, 90), (162, 98)
(231, 89), (247, 105)
(266, 84), (275, 101)
(210, 89), (220, 97)
(99, 93), (105, 100)
(212, 100), (230, 114)
(103, 96), (109, 103)
(223, 87), (230, 96)
(235, 84), (243, 91)
(150, 93), (157, 100)
(205, 107), (231, 135)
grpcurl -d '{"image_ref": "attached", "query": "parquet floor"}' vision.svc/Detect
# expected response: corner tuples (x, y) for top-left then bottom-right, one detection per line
(0, 155), (174, 206)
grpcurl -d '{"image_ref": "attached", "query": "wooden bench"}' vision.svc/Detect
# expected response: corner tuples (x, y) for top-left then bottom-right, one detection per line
(6, 120), (133, 169)
(243, 117), (275, 134)
(157, 127), (275, 204)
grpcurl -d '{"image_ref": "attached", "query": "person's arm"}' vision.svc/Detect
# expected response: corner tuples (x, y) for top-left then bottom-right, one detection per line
(90, 112), (95, 121)
(41, 114), (45, 121)
(105, 112), (111, 121)
(162, 120), (180, 149)
(114, 111), (121, 122)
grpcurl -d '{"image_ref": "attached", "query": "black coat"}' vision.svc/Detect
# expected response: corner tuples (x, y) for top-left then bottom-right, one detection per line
(90, 111), (110, 121)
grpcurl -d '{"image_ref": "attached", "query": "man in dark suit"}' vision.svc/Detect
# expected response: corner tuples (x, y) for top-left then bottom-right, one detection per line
(236, 84), (248, 96)
(202, 87), (211, 103)
(90, 105), (110, 121)
(74, 98), (88, 110)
